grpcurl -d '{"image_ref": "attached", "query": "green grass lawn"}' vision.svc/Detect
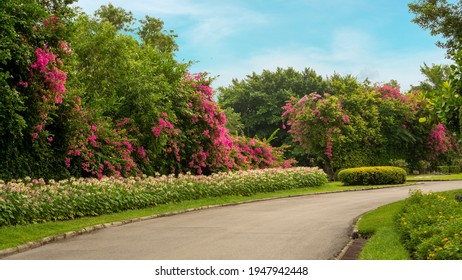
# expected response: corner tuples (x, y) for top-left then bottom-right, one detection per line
(0, 181), (404, 251)
(357, 201), (409, 260)
(407, 173), (462, 181)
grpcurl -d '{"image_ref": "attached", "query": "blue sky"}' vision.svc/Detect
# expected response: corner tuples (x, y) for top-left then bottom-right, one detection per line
(75, 0), (450, 91)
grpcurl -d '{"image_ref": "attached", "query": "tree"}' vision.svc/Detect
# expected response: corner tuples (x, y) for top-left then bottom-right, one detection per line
(409, 0), (462, 137)
(414, 63), (452, 92)
(409, 0), (462, 57)
(0, 0), (75, 180)
(137, 16), (178, 53)
(94, 3), (134, 32)
(218, 67), (328, 148)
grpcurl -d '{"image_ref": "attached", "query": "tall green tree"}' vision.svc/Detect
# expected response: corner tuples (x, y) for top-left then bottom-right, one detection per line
(137, 16), (178, 53)
(409, 1), (462, 136)
(414, 63), (452, 92)
(94, 3), (134, 32)
(409, 0), (462, 57)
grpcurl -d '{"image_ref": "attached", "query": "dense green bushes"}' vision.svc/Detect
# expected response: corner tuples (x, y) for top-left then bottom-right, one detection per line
(337, 166), (407, 186)
(396, 190), (462, 260)
(0, 167), (327, 226)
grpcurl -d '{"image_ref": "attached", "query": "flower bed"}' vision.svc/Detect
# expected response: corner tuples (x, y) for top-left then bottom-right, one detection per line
(396, 190), (462, 260)
(0, 167), (327, 227)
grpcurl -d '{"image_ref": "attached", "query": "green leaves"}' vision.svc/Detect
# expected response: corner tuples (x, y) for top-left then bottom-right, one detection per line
(396, 190), (462, 260)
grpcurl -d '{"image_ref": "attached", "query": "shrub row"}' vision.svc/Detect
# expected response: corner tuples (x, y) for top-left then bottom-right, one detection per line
(0, 167), (328, 227)
(337, 166), (406, 186)
(396, 190), (462, 260)
(437, 165), (461, 174)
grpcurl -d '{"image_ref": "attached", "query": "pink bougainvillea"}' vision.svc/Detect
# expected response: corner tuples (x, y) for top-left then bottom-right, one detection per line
(427, 122), (455, 160)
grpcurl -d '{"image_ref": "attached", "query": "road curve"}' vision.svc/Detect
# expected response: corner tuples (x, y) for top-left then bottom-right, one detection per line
(4, 181), (462, 260)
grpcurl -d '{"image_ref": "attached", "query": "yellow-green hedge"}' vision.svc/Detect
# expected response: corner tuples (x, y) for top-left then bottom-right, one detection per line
(337, 166), (406, 186)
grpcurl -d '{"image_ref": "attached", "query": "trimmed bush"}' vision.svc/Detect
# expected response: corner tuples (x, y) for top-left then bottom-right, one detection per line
(337, 166), (406, 186)
(437, 165), (461, 174)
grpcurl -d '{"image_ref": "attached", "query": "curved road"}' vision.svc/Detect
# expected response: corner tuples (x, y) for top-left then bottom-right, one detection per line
(4, 181), (462, 260)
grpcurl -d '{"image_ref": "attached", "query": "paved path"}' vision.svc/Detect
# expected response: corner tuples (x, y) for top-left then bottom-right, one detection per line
(5, 181), (462, 260)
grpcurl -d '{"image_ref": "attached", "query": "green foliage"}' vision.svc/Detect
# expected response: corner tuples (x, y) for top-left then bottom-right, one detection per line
(396, 190), (462, 260)
(437, 165), (461, 174)
(218, 67), (328, 149)
(0, 0), (74, 180)
(283, 81), (447, 176)
(337, 166), (407, 186)
(388, 159), (409, 172)
(0, 167), (327, 226)
(137, 16), (178, 53)
(408, 0), (462, 57)
(413, 63), (452, 93)
(417, 160), (431, 174)
(94, 3), (134, 32)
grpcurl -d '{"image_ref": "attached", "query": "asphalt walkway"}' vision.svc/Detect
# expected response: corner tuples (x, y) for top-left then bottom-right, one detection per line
(4, 181), (462, 260)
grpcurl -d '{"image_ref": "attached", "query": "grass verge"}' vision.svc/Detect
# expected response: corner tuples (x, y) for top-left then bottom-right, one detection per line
(407, 173), (462, 181)
(0, 181), (404, 251)
(357, 201), (409, 260)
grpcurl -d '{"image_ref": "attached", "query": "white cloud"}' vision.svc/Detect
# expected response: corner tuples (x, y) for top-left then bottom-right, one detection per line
(76, 0), (268, 46)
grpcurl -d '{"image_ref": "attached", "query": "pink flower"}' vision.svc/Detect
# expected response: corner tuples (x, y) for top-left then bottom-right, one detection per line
(158, 118), (167, 127)
(47, 136), (53, 142)
(152, 126), (162, 137)
(65, 157), (71, 168)
(342, 114), (350, 124)
(17, 81), (28, 88)
(123, 141), (133, 152)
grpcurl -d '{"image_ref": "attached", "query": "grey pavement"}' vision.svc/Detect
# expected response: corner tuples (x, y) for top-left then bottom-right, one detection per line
(4, 181), (462, 260)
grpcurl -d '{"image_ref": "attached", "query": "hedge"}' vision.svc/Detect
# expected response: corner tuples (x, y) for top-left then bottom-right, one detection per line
(337, 166), (406, 186)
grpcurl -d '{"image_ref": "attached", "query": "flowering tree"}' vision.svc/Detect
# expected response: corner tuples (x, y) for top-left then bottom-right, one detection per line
(0, 0), (75, 180)
(283, 81), (459, 177)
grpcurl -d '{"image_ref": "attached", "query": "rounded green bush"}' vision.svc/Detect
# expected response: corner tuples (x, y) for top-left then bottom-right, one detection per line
(337, 166), (406, 186)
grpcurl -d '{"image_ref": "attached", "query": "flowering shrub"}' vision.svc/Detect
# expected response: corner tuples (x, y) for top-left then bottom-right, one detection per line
(0, 167), (327, 226)
(396, 190), (462, 260)
(283, 84), (460, 177)
(427, 122), (458, 160)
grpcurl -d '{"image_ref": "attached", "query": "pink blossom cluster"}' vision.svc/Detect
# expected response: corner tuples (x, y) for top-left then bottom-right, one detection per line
(65, 99), (144, 179)
(427, 123), (454, 159)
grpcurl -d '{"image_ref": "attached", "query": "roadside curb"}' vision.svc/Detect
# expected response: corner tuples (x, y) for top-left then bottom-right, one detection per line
(335, 217), (370, 260)
(0, 182), (420, 259)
